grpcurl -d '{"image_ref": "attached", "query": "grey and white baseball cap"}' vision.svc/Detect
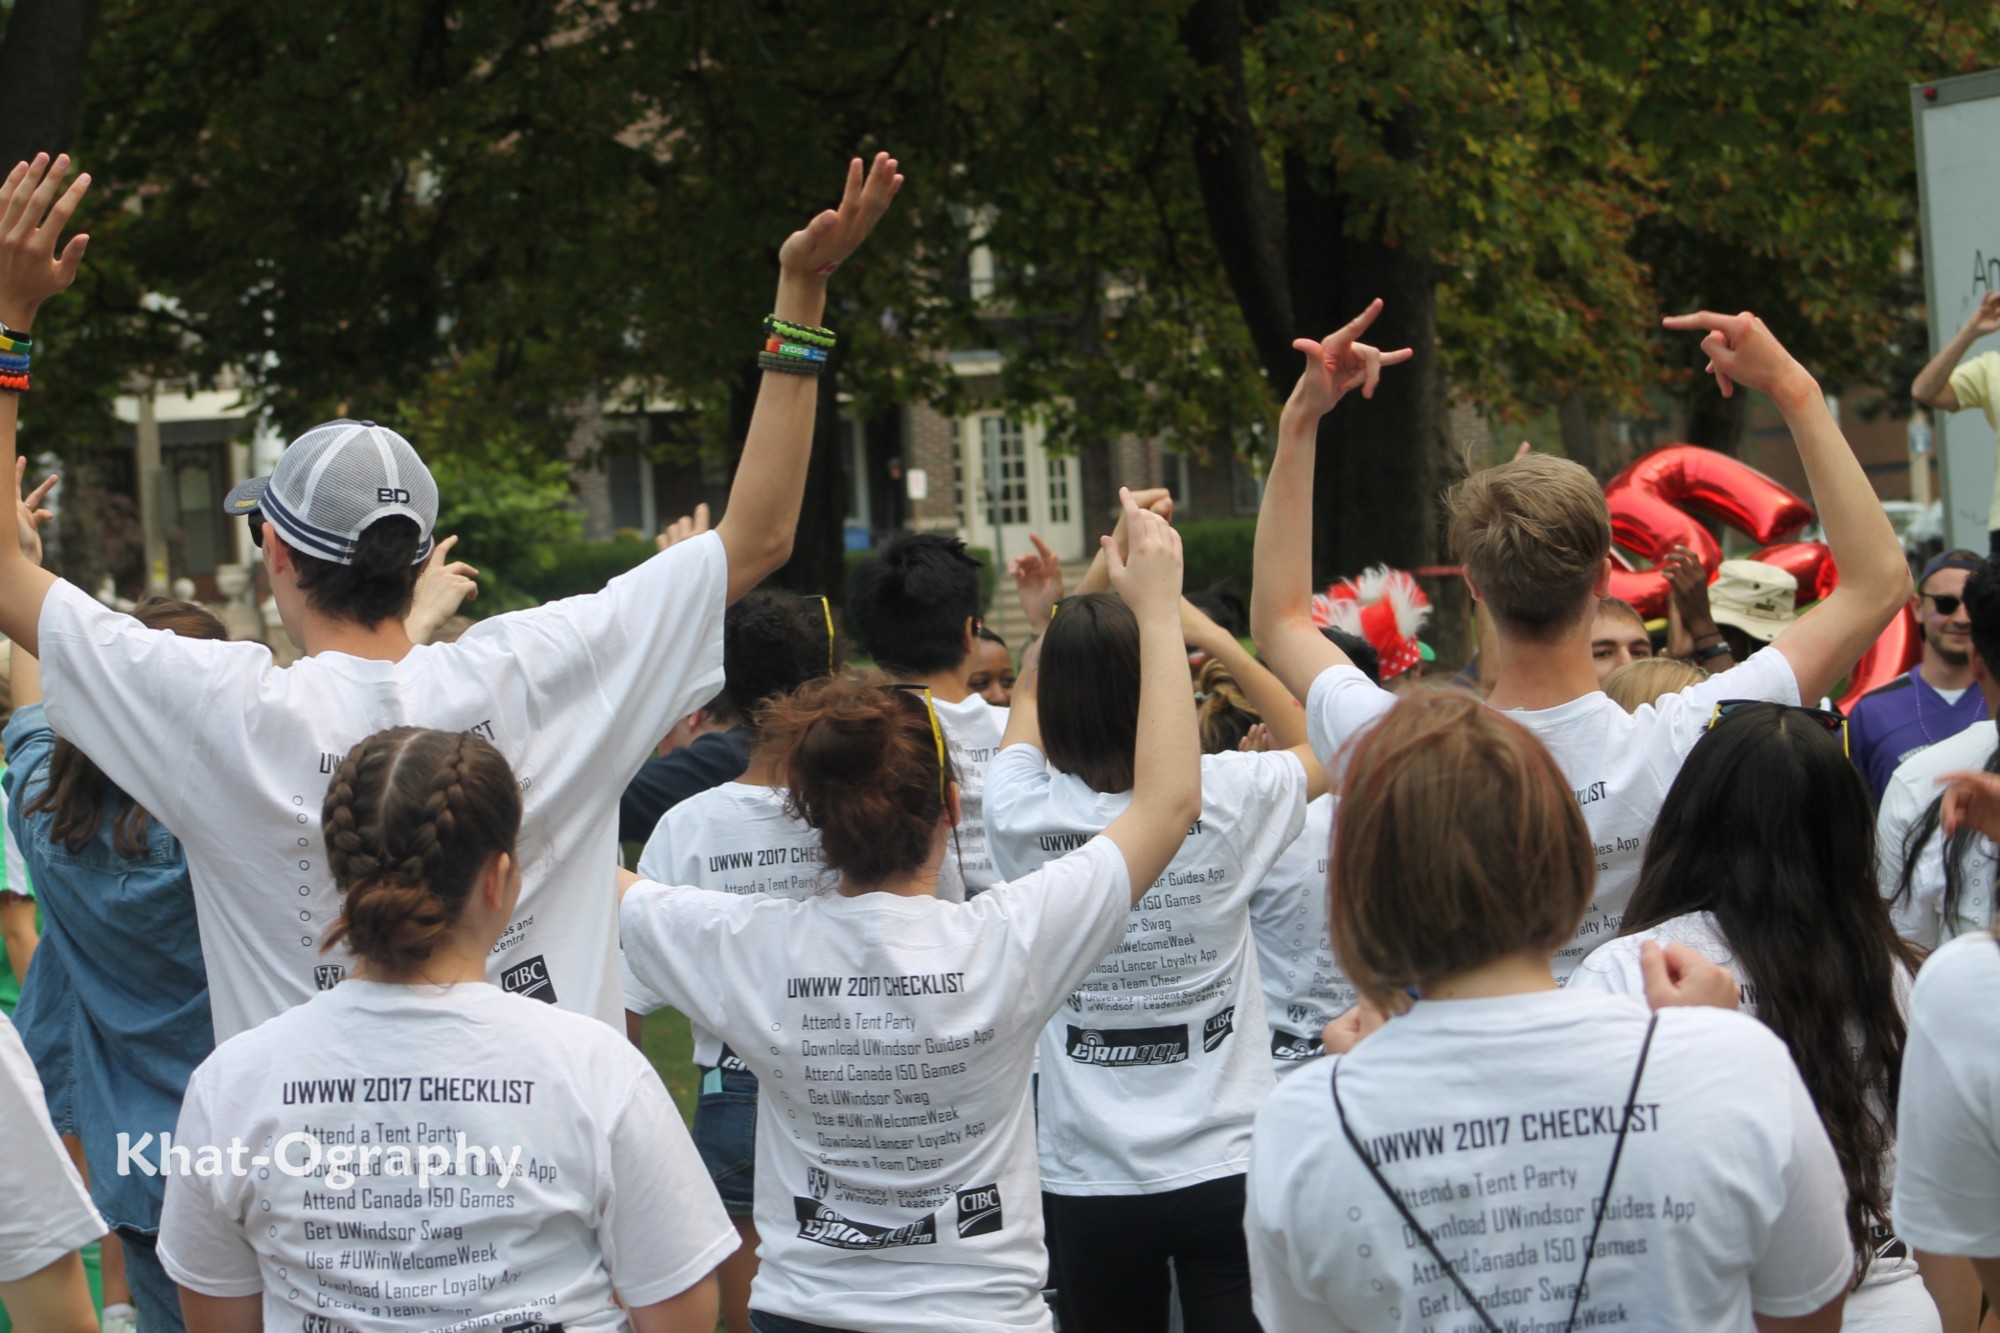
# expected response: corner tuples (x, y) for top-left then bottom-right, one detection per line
(223, 420), (437, 566)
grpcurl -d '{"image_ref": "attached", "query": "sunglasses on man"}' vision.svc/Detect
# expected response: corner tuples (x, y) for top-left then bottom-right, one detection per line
(1920, 592), (1964, 617)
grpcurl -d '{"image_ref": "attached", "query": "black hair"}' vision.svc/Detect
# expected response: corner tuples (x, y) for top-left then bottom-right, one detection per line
(1323, 627), (1382, 685)
(289, 517), (424, 629)
(844, 534), (983, 676)
(1896, 557), (2000, 928)
(1039, 592), (1139, 793)
(1627, 703), (1917, 1285)
(724, 591), (841, 733)
(974, 625), (1009, 649)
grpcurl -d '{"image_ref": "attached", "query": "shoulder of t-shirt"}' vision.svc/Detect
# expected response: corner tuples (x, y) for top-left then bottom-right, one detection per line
(1254, 1051), (1336, 1138)
(43, 577), (267, 671)
(1854, 674), (1916, 708)
(1570, 935), (1645, 989)
(1652, 1003), (1789, 1067)
(1889, 722), (1997, 793)
(1911, 931), (2000, 1008)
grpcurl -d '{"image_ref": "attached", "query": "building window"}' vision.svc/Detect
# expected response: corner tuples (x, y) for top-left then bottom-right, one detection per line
(1045, 449), (1071, 524)
(1231, 458), (1264, 515)
(979, 417), (1029, 526)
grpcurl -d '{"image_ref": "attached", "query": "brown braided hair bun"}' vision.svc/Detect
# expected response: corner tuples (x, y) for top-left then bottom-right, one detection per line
(320, 727), (522, 971)
(760, 676), (957, 887)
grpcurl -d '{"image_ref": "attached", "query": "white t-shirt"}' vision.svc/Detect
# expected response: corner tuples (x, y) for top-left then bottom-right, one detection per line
(1306, 650), (1801, 981)
(1573, 915), (1934, 1331)
(934, 693), (1007, 901)
(628, 781), (826, 1068)
(1246, 990), (1851, 1332)
(37, 533), (728, 1040)
(1876, 723), (1996, 949)
(157, 980), (735, 1332)
(618, 837), (1133, 1333)
(1247, 795), (1349, 1072)
(1895, 931), (2000, 1257)
(987, 745), (1308, 1194)
(0, 1010), (104, 1282)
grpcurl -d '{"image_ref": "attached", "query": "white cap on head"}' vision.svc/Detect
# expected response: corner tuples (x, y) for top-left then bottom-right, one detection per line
(223, 420), (437, 566)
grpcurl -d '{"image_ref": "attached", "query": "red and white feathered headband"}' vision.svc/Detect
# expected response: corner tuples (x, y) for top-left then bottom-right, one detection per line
(1311, 566), (1432, 679)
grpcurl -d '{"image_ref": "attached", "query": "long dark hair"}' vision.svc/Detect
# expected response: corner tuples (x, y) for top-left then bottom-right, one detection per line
(1624, 703), (1916, 1284)
(24, 599), (228, 856)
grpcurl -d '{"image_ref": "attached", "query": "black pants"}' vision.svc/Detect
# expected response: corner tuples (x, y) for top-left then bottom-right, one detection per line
(1043, 1175), (1260, 1333)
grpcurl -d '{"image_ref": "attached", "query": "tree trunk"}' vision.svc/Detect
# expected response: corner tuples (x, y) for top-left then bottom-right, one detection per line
(1681, 387), (1746, 455)
(0, 0), (103, 165)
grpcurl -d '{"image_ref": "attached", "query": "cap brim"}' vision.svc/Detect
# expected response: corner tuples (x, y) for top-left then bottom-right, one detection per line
(223, 476), (271, 516)
(1711, 609), (1790, 643)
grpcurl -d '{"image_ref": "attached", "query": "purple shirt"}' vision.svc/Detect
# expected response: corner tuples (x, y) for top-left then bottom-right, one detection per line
(1850, 666), (1990, 805)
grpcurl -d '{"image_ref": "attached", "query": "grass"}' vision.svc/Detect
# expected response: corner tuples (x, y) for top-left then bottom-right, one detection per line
(640, 1006), (702, 1125)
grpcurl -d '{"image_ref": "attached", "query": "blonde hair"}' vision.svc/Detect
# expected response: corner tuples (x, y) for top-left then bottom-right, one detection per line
(1193, 659), (1259, 755)
(1446, 454), (1610, 639)
(1330, 691), (1593, 1008)
(1603, 657), (1710, 712)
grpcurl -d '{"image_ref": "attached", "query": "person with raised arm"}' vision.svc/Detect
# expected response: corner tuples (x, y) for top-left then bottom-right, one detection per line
(0, 149), (900, 1040)
(617, 491), (1202, 1333)
(1251, 302), (1910, 980)
(1912, 290), (2000, 557)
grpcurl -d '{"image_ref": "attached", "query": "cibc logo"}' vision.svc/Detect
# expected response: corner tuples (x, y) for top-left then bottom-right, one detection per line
(501, 954), (558, 1003)
(956, 1183), (1003, 1238)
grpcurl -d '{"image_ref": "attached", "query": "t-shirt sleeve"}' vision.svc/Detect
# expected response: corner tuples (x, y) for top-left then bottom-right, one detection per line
(1948, 351), (2000, 416)
(0, 1014), (104, 1283)
(1218, 751), (1310, 887)
(982, 837), (1132, 1017)
(156, 1068), (263, 1296)
(1893, 942), (2000, 1255)
(1875, 774), (1941, 949)
(1565, 941), (1642, 998)
(1246, 1082), (1361, 1333)
(618, 882), (743, 1036)
(600, 1063), (739, 1306)
(1748, 1061), (1857, 1316)
(1304, 666), (1395, 779)
(36, 579), (248, 834)
(984, 742), (1058, 882)
(472, 532), (729, 785)
(1648, 647), (1803, 761)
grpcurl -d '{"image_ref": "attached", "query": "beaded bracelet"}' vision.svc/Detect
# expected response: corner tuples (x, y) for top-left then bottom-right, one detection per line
(763, 314), (837, 349)
(0, 354), (28, 372)
(0, 374), (29, 394)
(757, 350), (824, 377)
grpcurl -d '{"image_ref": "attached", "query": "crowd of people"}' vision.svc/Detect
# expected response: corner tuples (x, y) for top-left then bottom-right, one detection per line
(0, 142), (1999, 1333)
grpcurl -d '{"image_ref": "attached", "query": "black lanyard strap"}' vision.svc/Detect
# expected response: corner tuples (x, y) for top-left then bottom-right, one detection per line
(1330, 1013), (1659, 1333)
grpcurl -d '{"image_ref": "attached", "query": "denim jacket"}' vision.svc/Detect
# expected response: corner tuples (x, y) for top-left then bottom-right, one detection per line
(7, 702), (213, 1232)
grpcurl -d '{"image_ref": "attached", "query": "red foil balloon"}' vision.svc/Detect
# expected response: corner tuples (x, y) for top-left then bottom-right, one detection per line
(1603, 446), (1815, 616)
(1837, 605), (1920, 714)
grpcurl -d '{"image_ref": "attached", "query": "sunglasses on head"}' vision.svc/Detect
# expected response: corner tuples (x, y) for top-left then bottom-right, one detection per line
(890, 682), (949, 806)
(802, 594), (836, 677)
(1921, 592), (1963, 617)
(1706, 698), (1848, 757)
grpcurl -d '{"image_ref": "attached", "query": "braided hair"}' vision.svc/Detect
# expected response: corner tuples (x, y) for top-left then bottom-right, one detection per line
(320, 727), (523, 971)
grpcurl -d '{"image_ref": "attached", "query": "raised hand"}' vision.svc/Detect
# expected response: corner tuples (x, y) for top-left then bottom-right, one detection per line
(778, 152), (905, 281)
(1661, 310), (1814, 409)
(1007, 532), (1064, 630)
(1286, 299), (1416, 421)
(405, 534), (478, 644)
(1639, 939), (1739, 1011)
(656, 503), (711, 552)
(1967, 290), (2000, 339)
(1104, 486), (1183, 622)
(1939, 770), (2000, 841)
(0, 154), (91, 331)
(13, 456), (54, 567)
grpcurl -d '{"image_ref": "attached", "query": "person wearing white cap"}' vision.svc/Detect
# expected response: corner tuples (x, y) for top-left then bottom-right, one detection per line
(1706, 557), (1800, 663)
(0, 149), (902, 1042)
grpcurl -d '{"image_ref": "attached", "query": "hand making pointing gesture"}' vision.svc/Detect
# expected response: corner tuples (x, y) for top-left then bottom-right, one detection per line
(1285, 298), (1416, 420)
(1662, 309), (1817, 413)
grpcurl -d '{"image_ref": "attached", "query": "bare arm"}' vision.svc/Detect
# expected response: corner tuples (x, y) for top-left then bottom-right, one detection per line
(1663, 311), (1909, 703)
(625, 1272), (722, 1333)
(1181, 598), (1329, 799)
(715, 154), (903, 604)
(1914, 1250), (1981, 1333)
(1250, 301), (1412, 703)
(1912, 291), (2000, 410)
(179, 1288), (263, 1333)
(1097, 491), (1203, 903)
(0, 1253), (100, 1333)
(0, 156), (89, 655)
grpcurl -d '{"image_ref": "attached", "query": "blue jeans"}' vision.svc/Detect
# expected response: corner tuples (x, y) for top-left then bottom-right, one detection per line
(692, 1062), (759, 1217)
(119, 1230), (186, 1333)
